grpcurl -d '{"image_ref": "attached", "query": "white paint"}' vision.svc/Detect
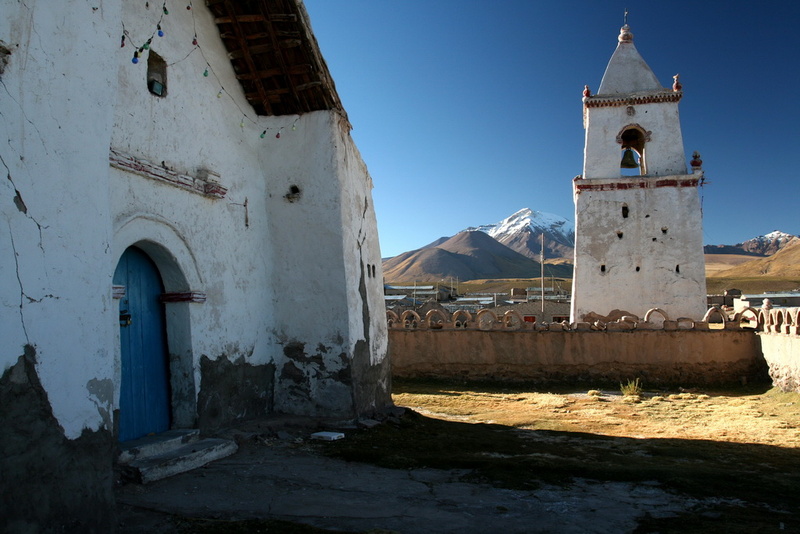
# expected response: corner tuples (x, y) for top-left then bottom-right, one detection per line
(1, 1), (388, 438)
(571, 25), (706, 322)
(582, 101), (687, 179)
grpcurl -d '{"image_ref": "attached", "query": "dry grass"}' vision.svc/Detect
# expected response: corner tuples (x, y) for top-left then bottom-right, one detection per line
(317, 380), (800, 532)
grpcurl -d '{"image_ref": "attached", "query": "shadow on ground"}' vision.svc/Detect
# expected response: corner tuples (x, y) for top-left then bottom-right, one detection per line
(118, 383), (800, 533)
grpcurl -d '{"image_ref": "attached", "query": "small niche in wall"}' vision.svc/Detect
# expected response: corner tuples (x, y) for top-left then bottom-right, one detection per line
(635, 266), (640, 272)
(616, 231), (624, 239)
(661, 227), (668, 234)
(147, 51), (167, 97)
(675, 264), (680, 273)
(600, 264), (606, 273)
(284, 184), (302, 202)
(622, 204), (629, 218)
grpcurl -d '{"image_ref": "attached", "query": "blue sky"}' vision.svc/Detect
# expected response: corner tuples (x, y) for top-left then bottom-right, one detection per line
(303, 1), (800, 258)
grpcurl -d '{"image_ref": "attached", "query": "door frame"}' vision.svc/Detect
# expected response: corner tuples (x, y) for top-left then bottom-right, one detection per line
(113, 218), (202, 433)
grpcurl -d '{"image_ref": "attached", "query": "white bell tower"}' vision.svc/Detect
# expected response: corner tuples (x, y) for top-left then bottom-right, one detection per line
(570, 23), (707, 323)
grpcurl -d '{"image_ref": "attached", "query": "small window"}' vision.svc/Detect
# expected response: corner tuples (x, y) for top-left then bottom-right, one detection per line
(675, 265), (680, 273)
(147, 51), (167, 97)
(622, 205), (629, 218)
(600, 264), (606, 273)
(635, 266), (640, 272)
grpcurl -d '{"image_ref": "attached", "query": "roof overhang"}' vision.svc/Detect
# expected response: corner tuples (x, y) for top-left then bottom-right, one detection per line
(206, 0), (346, 119)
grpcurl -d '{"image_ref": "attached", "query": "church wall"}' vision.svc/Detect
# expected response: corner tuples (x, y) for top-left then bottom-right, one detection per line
(1, 1), (390, 529)
(334, 117), (393, 416)
(1, 2), (120, 531)
(110, 0), (287, 429)
(265, 111), (391, 418)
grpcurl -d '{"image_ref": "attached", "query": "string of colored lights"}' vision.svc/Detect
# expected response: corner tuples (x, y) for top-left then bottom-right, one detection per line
(121, 0), (299, 139)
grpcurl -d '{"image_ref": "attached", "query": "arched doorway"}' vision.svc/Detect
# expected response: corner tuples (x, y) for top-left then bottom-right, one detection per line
(113, 246), (171, 442)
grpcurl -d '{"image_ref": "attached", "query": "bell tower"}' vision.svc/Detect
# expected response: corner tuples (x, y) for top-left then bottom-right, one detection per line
(570, 23), (707, 323)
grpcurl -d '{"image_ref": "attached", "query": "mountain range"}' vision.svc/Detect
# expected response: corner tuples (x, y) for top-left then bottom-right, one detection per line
(703, 231), (799, 256)
(467, 208), (575, 260)
(381, 208), (798, 283)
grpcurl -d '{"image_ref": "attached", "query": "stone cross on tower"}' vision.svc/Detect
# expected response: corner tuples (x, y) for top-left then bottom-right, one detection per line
(570, 23), (707, 323)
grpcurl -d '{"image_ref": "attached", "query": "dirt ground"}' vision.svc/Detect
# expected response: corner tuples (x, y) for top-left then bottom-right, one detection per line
(118, 380), (800, 533)
(392, 380), (800, 448)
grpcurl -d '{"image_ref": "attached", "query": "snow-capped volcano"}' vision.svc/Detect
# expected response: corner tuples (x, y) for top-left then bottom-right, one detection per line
(466, 208), (575, 260)
(705, 230), (798, 256)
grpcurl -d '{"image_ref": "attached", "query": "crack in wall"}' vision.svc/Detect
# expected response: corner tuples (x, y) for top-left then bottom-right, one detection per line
(7, 223), (30, 344)
(0, 78), (48, 151)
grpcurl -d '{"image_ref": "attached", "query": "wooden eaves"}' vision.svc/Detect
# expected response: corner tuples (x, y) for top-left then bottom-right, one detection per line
(206, 0), (347, 120)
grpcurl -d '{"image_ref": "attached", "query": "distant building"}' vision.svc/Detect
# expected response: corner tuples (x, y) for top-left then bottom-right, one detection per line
(734, 292), (800, 312)
(571, 23), (707, 322)
(384, 284), (455, 303)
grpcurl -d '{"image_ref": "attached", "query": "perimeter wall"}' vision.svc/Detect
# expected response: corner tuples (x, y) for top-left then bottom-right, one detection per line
(388, 307), (800, 388)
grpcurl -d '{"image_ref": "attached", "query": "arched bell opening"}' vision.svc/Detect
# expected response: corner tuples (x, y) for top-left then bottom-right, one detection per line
(617, 125), (650, 176)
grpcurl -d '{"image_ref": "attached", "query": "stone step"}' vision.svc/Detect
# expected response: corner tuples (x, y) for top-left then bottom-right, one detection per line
(119, 429), (200, 465)
(126, 438), (238, 484)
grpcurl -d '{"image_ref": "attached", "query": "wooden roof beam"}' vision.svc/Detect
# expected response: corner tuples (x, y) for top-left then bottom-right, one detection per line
(236, 64), (313, 81)
(214, 14), (266, 24)
(227, 40), (300, 60)
(256, 2), (304, 111)
(219, 30), (300, 41)
(220, 0), (273, 115)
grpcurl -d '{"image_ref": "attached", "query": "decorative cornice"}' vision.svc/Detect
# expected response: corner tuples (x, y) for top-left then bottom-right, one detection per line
(583, 91), (682, 108)
(161, 291), (207, 303)
(109, 148), (227, 199)
(573, 176), (700, 194)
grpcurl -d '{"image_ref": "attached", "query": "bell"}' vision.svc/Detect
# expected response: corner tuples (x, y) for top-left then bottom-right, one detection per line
(620, 148), (639, 169)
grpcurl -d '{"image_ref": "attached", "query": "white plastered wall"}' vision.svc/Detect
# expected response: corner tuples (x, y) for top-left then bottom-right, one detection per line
(0, 2), (120, 438)
(1, 0), (389, 438)
(264, 111), (389, 417)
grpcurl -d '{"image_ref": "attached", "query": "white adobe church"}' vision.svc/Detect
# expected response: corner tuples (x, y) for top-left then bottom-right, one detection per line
(1, 1), (389, 530)
(571, 22), (707, 323)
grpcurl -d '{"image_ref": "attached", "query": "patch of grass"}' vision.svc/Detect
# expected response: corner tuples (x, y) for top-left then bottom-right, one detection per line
(620, 378), (642, 397)
(317, 408), (800, 521)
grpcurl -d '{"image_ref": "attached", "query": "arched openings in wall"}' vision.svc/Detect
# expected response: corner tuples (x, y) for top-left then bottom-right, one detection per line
(147, 51), (167, 97)
(617, 124), (650, 176)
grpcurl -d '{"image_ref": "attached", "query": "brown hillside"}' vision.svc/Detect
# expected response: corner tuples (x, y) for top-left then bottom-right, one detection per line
(715, 239), (800, 278)
(704, 253), (760, 276)
(382, 231), (571, 283)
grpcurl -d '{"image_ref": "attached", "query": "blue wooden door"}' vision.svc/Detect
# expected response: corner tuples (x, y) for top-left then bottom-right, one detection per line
(114, 246), (171, 442)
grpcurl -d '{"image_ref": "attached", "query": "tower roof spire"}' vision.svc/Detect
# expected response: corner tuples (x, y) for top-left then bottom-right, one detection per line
(597, 20), (663, 95)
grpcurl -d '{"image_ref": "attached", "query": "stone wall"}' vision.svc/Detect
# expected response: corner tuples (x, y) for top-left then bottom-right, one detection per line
(758, 307), (800, 392)
(388, 307), (778, 386)
(391, 329), (763, 386)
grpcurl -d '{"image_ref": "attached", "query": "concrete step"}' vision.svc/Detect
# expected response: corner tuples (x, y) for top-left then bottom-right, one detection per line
(126, 437), (238, 484)
(119, 429), (200, 465)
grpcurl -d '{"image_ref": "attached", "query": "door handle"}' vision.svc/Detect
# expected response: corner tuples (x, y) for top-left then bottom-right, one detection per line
(119, 311), (132, 327)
